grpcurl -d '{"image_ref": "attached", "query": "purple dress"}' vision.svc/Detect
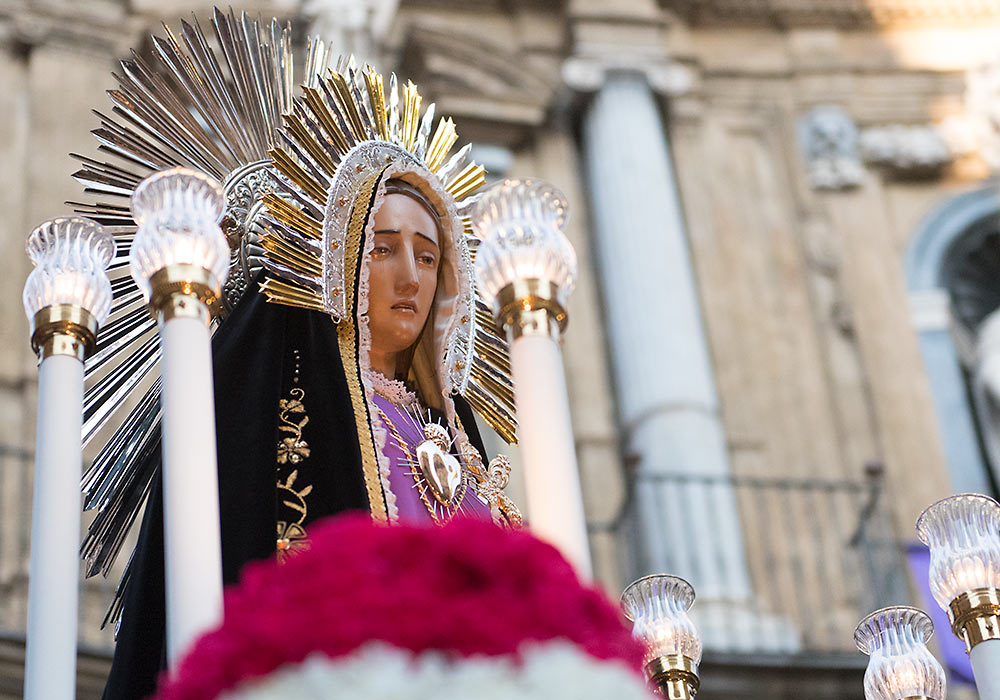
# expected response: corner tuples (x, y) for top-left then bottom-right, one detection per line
(369, 389), (493, 525)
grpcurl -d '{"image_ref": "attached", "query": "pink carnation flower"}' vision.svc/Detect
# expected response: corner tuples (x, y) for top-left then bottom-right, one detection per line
(153, 515), (645, 700)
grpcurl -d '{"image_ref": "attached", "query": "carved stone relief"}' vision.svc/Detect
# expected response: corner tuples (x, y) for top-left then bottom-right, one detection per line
(859, 125), (951, 173)
(659, 0), (1000, 28)
(797, 106), (864, 190)
(960, 58), (1000, 171)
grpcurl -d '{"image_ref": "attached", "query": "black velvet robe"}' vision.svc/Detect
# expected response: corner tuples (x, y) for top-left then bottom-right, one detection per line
(101, 273), (488, 699)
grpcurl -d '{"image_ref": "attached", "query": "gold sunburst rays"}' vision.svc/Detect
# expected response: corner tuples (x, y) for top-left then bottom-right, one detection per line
(67, 9), (342, 632)
(260, 192), (322, 239)
(474, 328), (512, 376)
(259, 232), (322, 277)
(465, 382), (518, 445)
(363, 67), (389, 140)
(445, 162), (487, 200)
(328, 70), (368, 141)
(261, 62), (513, 444)
(301, 85), (352, 156)
(425, 118), (458, 172)
(267, 146), (329, 203)
(259, 277), (324, 311)
(270, 59), (489, 198)
(401, 80), (422, 151)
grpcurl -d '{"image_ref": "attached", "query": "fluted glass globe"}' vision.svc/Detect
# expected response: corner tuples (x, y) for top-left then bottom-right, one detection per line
(621, 575), (702, 665)
(916, 493), (1000, 608)
(854, 606), (945, 700)
(129, 167), (228, 301)
(471, 178), (577, 312)
(22, 217), (116, 324)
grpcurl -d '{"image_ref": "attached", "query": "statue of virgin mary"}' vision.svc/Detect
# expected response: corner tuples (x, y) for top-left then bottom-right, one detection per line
(68, 10), (521, 698)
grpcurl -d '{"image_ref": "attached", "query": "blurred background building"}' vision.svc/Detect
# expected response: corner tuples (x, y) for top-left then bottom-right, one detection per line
(2, 0), (1000, 697)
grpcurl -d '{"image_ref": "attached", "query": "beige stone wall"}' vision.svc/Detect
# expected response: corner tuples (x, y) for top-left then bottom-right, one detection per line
(656, 14), (1000, 645)
(666, 19), (998, 533)
(0, 15), (126, 651)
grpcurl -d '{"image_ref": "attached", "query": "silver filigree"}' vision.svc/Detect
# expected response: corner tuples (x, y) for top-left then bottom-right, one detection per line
(222, 162), (278, 314)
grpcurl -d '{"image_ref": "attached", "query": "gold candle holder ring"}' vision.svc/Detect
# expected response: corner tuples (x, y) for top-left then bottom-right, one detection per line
(30, 304), (98, 362)
(495, 279), (567, 340)
(948, 587), (1000, 651)
(148, 264), (220, 324)
(645, 653), (700, 700)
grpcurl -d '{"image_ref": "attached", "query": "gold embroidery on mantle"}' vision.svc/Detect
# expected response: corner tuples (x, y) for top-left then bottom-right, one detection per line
(276, 384), (314, 561)
(277, 387), (311, 464)
(276, 521), (309, 561)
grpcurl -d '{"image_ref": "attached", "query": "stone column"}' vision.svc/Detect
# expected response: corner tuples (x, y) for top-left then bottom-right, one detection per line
(580, 73), (766, 651)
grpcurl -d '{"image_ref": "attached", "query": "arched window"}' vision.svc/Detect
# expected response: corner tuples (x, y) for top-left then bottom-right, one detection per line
(907, 186), (1000, 495)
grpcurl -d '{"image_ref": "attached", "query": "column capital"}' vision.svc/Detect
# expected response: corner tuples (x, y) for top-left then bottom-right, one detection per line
(562, 54), (694, 96)
(563, 2), (693, 96)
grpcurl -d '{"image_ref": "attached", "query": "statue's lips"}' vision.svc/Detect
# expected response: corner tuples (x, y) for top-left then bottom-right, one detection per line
(391, 301), (417, 313)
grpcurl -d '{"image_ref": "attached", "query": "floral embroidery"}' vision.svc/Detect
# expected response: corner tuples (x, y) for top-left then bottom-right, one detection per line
(276, 521), (310, 562)
(277, 388), (311, 464)
(276, 384), (314, 560)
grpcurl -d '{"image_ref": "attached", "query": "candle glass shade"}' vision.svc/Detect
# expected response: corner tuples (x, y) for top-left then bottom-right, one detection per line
(916, 493), (1000, 649)
(622, 575), (701, 699)
(23, 217), (116, 358)
(129, 167), (229, 306)
(916, 494), (1000, 607)
(854, 606), (946, 700)
(23, 217), (116, 323)
(471, 178), (578, 320)
(622, 575), (703, 666)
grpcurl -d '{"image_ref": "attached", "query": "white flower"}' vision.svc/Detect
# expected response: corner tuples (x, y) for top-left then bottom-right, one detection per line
(221, 642), (653, 700)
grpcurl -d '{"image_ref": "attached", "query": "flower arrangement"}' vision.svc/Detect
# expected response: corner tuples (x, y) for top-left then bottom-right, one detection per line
(152, 515), (651, 700)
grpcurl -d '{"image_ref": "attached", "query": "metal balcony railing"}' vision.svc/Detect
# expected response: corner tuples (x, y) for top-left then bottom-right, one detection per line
(2, 434), (911, 658)
(608, 466), (911, 655)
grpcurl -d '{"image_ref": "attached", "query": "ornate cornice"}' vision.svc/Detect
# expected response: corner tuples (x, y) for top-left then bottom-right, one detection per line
(395, 22), (559, 134)
(0, 1), (144, 56)
(659, 0), (1000, 28)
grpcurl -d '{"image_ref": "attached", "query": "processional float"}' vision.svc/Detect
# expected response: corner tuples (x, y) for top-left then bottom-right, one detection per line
(20, 8), (596, 698)
(19, 8), (1000, 700)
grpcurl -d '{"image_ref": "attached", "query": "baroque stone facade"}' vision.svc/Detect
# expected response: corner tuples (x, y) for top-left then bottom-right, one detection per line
(2, 0), (1000, 697)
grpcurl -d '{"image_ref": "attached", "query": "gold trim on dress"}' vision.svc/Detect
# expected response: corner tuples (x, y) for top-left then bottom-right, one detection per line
(338, 170), (390, 522)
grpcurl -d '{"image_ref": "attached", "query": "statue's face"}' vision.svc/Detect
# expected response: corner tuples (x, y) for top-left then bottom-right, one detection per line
(367, 192), (441, 361)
